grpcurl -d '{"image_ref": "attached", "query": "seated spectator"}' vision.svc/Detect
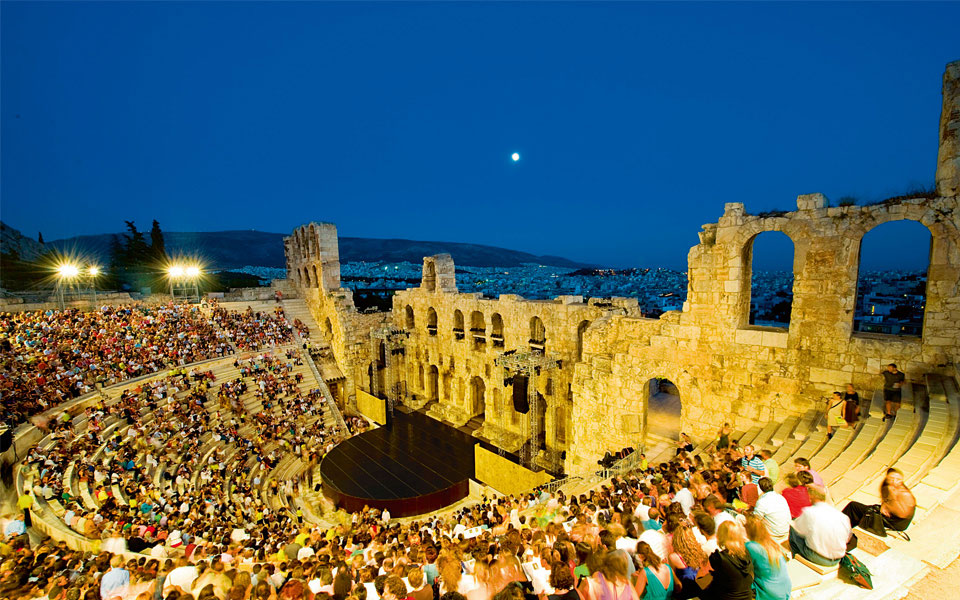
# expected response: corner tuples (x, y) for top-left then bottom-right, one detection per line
(842, 467), (916, 533)
(789, 485), (852, 567)
(753, 478), (790, 538)
(744, 515), (791, 600)
(792, 458), (824, 488)
(703, 521), (754, 600)
(781, 472), (813, 519)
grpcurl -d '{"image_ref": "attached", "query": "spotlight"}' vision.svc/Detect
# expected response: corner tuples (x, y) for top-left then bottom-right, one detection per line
(58, 264), (80, 279)
(168, 265), (185, 278)
(185, 266), (200, 278)
(88, 266), (100, 277)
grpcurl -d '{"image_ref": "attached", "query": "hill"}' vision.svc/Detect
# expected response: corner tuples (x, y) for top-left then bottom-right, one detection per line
(45, 230), (591, 270)
(0, 221), (45, 261)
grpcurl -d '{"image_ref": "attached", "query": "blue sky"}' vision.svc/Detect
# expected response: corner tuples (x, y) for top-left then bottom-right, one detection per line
(1, 1), (955, 269)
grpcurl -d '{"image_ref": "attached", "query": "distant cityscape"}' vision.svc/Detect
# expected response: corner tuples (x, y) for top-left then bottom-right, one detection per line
(234, 263), (927, 335)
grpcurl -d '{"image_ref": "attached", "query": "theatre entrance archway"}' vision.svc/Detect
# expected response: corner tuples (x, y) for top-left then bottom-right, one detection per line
(645, 377), (682, 453)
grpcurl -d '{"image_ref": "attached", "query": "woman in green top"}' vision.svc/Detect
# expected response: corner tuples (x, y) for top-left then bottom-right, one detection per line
(744, 515), (791, 600)
(633, 541), (676, 600)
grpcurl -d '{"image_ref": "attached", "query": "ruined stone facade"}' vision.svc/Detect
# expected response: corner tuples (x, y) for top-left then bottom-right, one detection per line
(285, 62), (960, 475)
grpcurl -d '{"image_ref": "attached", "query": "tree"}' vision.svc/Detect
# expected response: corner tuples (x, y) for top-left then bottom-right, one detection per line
(149, 220), (167, 262)
(109, 234), (126, 270)
(123, 221), (149, 266)
(38, 232), (45, 244)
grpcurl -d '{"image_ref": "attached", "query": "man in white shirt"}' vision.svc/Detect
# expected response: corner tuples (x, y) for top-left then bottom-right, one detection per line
(789, 485), (852, 566)
(754, 478), (791, 538)
(164, 559), (198, 594)
(703, 495), (735, 530)
(674, 481), (695, 516)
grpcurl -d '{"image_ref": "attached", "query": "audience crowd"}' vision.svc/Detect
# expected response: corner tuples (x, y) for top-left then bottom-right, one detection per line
(0, 302), (295, 430)
(1, 304), (918, 600)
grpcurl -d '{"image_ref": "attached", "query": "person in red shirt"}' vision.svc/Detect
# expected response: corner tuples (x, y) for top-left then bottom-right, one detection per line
(781, 471), (814, 519)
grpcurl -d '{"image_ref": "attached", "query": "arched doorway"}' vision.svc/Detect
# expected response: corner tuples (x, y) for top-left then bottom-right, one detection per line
(645, 377), (682, 447)
(427, 365), (439, 402)
(470, 376), (486, 418)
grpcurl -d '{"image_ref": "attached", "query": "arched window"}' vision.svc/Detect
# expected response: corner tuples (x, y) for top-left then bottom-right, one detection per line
(453, 310), (465, 340)
(491, 313), (504, 348)
(854, 220), (931, 336)
(312, 265), (320, 288)
(530, 316), (546, 351)
(577, 320), (591, 362)
(745, 231), (794, 327)
(470, 311), (485, 350)
(427, 308), (438, 336)
(405, 305), (415, 330)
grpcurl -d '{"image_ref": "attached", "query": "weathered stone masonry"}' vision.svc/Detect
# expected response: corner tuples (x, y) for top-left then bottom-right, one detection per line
(284, 62), (960, 475)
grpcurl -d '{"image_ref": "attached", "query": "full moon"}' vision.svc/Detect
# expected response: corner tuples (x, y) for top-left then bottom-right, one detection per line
(511, 152), (520, 162)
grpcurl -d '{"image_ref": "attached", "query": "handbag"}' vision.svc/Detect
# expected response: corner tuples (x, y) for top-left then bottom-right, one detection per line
(839, 553), (873, 589)
(858, 506), (887, 537)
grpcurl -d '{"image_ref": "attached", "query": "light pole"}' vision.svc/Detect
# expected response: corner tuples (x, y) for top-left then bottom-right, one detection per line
(56, 264), (80, 310)
(87, 266), (100, 307)
(167, 264), (202, 303)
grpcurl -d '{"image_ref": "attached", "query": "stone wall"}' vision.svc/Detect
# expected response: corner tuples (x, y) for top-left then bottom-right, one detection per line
(284, 61), (960, 476)
(569, 194), (959, 471)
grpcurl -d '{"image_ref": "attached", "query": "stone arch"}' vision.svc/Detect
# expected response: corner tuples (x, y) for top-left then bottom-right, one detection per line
(470, 376), (486, 417)
(427, 365), (439, 401)
(470, 310), (485, 333)
(324, 317), (333, 339)
(312, 265), (320, 288)
(853, 219), (932, 336)
(405, 305), (415, 330)
(453, 309), (465, 338)
(491, 313), (503, 336)
(442, 371), (452, 402)
(427, 307), (438, 335)
(576, 320), (591, 362)
(530, 316), (546, 351)
(645, 376), (682, 444)
(742, 230), (796, 328)
(418, 364), (425, 391)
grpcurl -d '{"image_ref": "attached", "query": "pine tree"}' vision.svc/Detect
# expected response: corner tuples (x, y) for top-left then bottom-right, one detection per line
(109, 234), (126, 270)
(149, 220), (167, 262)
(123, 221), (149, 266)
(38, 232), (45, 244)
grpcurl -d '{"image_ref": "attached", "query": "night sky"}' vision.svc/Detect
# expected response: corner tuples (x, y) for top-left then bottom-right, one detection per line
(2, 2), (956, 270)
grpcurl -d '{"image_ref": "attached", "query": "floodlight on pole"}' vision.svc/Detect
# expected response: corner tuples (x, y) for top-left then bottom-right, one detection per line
(167, 262), (202, 303)
(58, 264), (80, 279)
(88, 266), (100, 277)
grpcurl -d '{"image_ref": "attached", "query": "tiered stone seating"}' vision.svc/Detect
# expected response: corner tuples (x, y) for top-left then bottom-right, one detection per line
(829, 383), (923, 503)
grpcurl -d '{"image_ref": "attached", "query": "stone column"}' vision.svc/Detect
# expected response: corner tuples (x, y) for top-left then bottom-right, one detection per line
(937, 60), (960, 197)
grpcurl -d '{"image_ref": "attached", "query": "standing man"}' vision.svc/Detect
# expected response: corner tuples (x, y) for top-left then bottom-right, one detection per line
(17, 489), (33, 528)
(881, 363), (906, 421)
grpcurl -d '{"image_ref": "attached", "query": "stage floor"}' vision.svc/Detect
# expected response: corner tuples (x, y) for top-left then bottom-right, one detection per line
(319, 409), (477, 516)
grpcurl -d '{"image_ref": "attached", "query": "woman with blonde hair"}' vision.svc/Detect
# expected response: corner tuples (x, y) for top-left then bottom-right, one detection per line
(595, 550), (638, 600)
(667, 525), (705, 599)
(744, 515), (790, 600)
(702, 521), (754, 600)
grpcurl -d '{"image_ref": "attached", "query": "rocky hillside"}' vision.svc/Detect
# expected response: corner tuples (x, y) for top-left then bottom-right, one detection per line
(44, 230), (591, 269)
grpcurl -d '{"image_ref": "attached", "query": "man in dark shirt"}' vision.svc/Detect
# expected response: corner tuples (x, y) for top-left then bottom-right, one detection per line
(881, 364), (906, 421)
